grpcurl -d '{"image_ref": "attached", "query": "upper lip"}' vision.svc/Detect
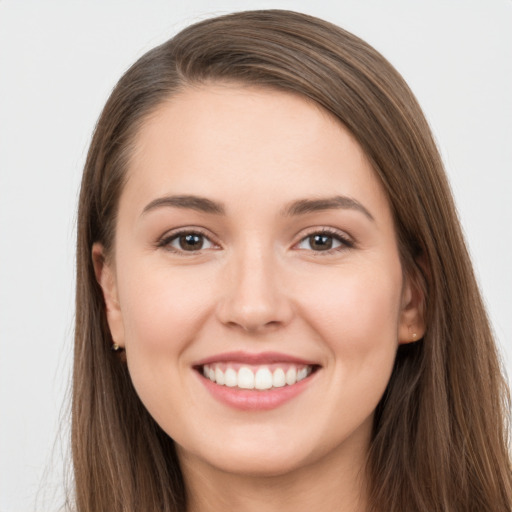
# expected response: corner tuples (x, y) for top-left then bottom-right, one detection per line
(193, 351), (319, 367)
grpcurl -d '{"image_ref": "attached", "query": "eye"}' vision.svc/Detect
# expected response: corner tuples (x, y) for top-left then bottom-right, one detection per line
(295, 230), (353, 252)
(159, 231), (218, 253)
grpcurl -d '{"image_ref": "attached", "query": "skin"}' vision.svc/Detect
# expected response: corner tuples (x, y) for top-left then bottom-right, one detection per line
(94, 84), (425, 512)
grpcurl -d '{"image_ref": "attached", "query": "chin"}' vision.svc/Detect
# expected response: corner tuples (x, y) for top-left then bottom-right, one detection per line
(176, 422), (351, 479)
(192, 445), (313, 478)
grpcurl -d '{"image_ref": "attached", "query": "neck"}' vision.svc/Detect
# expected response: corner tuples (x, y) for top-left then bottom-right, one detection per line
(178, 428), (370, 512)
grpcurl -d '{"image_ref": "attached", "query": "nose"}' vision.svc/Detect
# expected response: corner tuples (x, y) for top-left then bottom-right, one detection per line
(216, 247), (294, 333)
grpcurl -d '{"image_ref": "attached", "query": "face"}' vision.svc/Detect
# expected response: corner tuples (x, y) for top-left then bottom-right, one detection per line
(95, 84), (423, 478)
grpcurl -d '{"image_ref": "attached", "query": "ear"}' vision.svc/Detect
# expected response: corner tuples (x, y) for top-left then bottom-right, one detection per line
(397, 269), (426, 345)
(92, 243), (125, 349)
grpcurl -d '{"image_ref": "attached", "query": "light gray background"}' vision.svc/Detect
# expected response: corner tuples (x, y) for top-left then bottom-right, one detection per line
(1, 1), (511, 511)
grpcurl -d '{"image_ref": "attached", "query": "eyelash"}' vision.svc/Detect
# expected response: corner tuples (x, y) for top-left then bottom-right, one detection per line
(157, 227), (354, 255)
(157, 228), (219, 255)
(294, 227), (354, 255)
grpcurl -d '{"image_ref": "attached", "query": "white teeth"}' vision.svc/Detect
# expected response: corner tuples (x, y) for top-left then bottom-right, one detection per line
(297, 367), (308, 382)
(238, 366), (255, 389)
(272, 368), (286, 388)
(201, 363), (314, 390)
(285, 367), (297, 386)
(224, 368), (237, 387)
(254, 368), (273, 390)
(215, 366), (225, 385)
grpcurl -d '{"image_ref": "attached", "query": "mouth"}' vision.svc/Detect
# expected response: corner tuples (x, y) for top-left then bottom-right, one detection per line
(192, 352), (320, 410)
(197, 362), (318, 391)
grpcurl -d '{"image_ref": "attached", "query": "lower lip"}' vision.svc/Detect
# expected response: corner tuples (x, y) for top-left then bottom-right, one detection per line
(197, 372), (317, 411)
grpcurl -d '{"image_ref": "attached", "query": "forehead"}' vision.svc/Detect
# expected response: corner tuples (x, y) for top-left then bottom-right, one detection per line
(122, 84), (389, 220)
(131, 83), (347, 167)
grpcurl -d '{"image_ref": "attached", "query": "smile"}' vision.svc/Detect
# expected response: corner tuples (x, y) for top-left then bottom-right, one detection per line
(201, 363), (314, 390)
(193, 352), (320, 411)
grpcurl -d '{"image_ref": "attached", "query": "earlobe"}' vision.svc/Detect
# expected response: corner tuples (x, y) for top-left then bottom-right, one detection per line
(92, 243), (125, 349)
(398, 271), (426, 345)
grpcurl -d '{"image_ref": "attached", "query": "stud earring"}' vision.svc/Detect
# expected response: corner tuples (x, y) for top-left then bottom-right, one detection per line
(111, 343), (122, 352)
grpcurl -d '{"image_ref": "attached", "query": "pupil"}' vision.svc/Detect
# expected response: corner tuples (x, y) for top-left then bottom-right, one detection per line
(180, 234), (203, 250)
(310, 234), (332, 250)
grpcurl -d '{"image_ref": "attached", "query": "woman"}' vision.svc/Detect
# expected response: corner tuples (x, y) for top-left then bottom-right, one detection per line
(73, 9), (511, 511)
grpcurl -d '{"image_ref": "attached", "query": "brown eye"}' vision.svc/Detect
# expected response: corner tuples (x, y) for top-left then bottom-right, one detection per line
(296, 231), (350, 252)
(308, 234), (333, 251)
(162, 231), (216, 253)
(178, 233), (204, 251)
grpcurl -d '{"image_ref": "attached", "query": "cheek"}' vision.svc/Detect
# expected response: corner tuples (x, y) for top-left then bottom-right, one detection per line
(115, 262), (214, 425)
(117, 260), (217, 370)
(296, 264), (402, 433)
(121, 260), (204, 329)
(302, 261), (401, 333)
(296, 260), (402, 384)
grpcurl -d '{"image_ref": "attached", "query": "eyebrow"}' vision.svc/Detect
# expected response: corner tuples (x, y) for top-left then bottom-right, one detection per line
(283, 196), (374, 221)
(142, 195), (225, 216)
(141, 194), (374, 221)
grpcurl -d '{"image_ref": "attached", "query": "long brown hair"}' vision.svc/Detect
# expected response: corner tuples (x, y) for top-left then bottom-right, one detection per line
(73, 9), (511, 511)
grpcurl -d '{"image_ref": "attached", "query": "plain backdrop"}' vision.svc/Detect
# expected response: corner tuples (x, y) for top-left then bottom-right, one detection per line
(0, 1), (511, 510)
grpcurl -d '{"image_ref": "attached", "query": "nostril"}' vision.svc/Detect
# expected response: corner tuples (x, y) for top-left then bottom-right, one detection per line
(218, 299), (293, 333)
